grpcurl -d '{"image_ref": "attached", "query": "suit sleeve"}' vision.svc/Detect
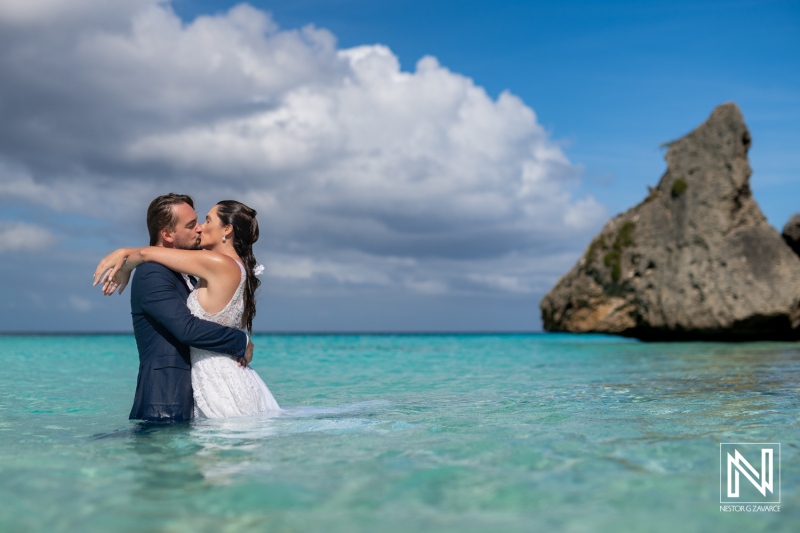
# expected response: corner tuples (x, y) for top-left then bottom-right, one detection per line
(137, 267), (247, 358)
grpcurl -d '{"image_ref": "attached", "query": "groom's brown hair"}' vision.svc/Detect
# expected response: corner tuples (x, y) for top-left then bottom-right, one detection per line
(146, 193), (194, 246)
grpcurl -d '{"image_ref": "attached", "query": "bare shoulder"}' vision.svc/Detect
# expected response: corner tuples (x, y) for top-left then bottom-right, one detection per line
(201, 251), (242, 277)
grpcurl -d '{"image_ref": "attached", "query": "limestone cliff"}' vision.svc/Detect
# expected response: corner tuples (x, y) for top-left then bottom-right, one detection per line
(540, 103), (800, 340)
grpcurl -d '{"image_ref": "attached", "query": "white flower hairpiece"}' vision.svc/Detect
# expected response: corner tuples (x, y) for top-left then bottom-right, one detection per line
(253, 263), (265, 276)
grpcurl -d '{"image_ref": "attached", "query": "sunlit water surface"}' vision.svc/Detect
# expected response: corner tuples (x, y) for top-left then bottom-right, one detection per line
(0, 334), (797, 532)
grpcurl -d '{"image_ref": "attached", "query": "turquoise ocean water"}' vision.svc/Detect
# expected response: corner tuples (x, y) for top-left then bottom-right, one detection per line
(0, 333), (797, 532)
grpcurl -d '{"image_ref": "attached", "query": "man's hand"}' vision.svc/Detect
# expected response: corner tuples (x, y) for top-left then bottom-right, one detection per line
(239, 339), (254, 367)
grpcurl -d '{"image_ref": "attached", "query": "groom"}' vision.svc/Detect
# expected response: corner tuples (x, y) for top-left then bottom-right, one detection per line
(128, 193), (252, 421)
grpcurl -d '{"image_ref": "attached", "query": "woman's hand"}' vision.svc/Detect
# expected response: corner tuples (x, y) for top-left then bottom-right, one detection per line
(93, 248), (136, 295)
(238, 340), (254, 367)
(106, 267), (132, 295)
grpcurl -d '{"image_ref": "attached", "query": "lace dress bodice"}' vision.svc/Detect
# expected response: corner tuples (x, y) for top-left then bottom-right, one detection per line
(186, 261), (246, 330)
(187, 261), (279, 418)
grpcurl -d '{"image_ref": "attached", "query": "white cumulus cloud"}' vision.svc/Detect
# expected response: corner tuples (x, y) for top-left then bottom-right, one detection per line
(69, 295), (94, 312)
(0, 0), (606, 301)
(0, 222), (57, 253)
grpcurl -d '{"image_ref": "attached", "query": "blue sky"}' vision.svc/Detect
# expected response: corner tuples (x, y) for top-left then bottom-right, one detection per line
(0, 0), (797, 332)
(175, 0), (800, 223)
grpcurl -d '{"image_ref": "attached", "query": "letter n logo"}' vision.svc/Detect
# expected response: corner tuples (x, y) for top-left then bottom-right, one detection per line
(720, 443), (780, 504)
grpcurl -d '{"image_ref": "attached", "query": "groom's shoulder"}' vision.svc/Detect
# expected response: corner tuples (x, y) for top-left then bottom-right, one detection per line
(135, 262), (175, 275)
(132, 262), (178, 285)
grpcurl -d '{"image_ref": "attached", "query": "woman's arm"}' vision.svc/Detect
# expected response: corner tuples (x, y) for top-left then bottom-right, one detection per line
(134, 264), (252, 363)
(93, 247), (238, 295)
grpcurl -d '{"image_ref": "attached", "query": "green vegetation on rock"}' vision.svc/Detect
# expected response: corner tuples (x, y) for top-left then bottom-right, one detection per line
(617, 220), (635, 247)
(603, 220), (636, 282)
(671, 178), (688, 197)
(585, 236), (608, 266)
(603, 249), (621, 281)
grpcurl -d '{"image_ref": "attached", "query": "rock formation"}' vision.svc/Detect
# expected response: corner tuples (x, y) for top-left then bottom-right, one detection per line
(540, 103), (800, 340)
(781, 214), (800, 257)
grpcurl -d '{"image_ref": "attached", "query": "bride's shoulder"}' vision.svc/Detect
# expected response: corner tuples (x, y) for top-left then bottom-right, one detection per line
(199, 251), (243, 278)
(204, 251), (240, 267)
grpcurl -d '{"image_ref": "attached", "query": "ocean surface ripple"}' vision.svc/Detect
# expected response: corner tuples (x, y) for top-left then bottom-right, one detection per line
(0, 334), (797, 532)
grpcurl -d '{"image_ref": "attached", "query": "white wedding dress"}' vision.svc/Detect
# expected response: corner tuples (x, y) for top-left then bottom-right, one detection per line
(187, 261), (280, 418)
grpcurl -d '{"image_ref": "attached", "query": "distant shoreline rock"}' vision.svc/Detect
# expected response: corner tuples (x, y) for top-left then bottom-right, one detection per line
(540, 103), (800, 341)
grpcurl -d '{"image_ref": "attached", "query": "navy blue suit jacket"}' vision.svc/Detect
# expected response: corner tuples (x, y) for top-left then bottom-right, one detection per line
(129, 262), (247, 421)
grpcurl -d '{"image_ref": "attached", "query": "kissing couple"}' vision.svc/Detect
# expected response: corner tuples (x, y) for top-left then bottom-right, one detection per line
(94, 193), (280, 421)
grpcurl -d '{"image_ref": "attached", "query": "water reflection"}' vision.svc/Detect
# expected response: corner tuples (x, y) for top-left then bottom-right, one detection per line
(124, 401), (399, 490)
(595, 342), (800, 402)
(578, 342), (800, 451)
(127, 422), (206, 494)
(189, 414), (281, 486)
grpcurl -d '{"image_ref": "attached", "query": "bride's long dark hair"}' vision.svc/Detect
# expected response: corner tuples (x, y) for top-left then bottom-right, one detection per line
(216, 200), (261, 334)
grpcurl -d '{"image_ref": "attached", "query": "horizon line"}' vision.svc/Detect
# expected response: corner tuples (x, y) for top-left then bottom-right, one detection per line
(0, 330), (546, 336)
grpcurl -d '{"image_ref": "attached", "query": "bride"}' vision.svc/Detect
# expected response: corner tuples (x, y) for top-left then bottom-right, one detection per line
(95, 200), (280, 418)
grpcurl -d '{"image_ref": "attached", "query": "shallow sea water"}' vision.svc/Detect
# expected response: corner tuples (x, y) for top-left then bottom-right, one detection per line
(0, 333), (797, 532)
